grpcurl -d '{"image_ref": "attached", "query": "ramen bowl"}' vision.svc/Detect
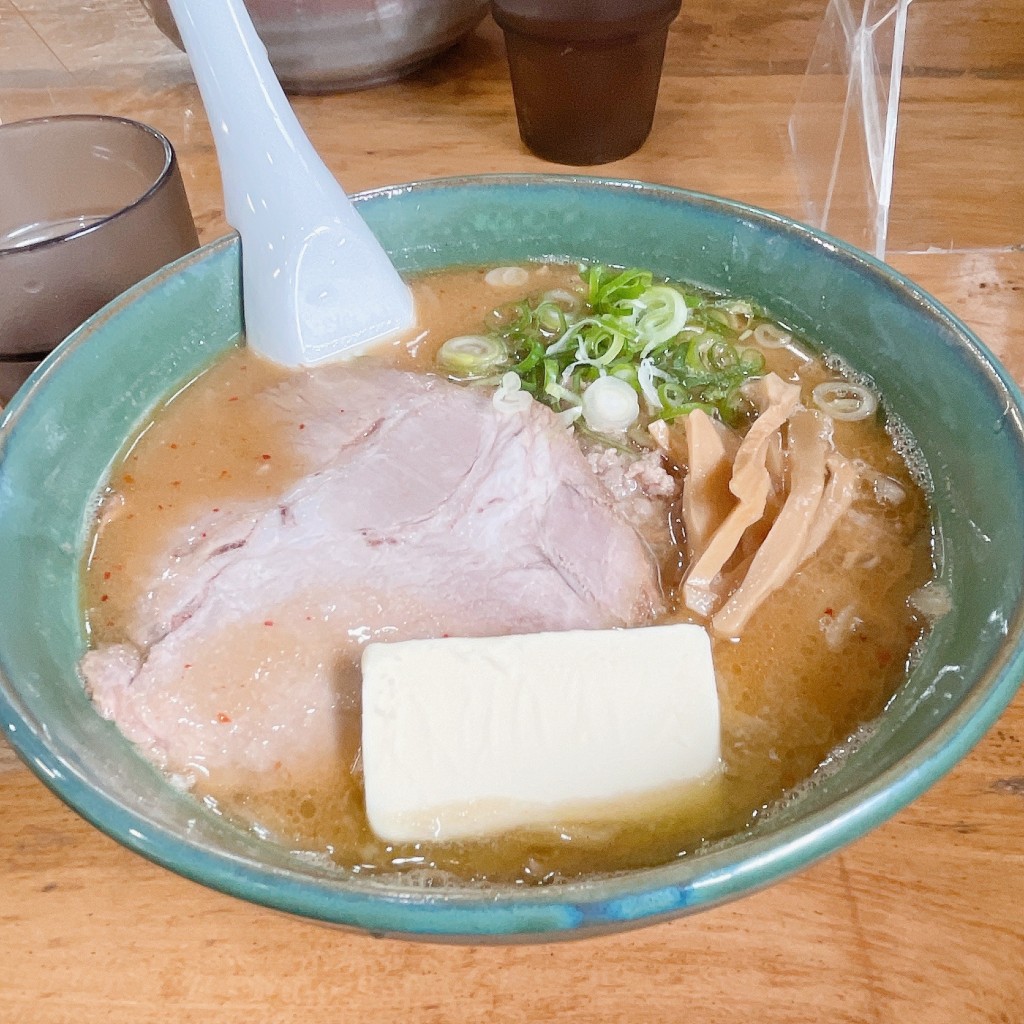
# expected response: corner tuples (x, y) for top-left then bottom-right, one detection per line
(1, 175), (1023, 941)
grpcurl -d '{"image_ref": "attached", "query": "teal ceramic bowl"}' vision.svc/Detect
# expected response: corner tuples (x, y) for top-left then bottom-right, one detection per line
(2, 175), (1023, 941)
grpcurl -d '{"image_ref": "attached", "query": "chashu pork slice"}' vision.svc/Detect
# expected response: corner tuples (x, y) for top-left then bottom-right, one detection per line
(81, 365), (664, 790)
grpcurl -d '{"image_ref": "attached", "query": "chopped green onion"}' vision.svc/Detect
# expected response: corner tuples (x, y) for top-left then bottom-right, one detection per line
(685, 334), (720, 373)
(753, 322), (792, 349)
(585, 265), (653, 313)
(485, 266), (530, 288)
(719, 298), (755, 317)
(608, 361), (640, 389)
(492, 371), (534, 415)
(437, 335), (508, 378)
(588, 330), (625, 366)
(659, 400), (717, 422)
(540, 288), (581, 311)
(739, 349), (767, 374)
(543, 357), (580, 406)
(635, 285), (689, 347)
(657, 380), (688, 409)
(812, 381), (878, 421)
(707, 340), (739, 371)
(581, 375), (640, 434)
(535, 301), (570, 334)
(638, 357), (668, 410)
(441, 264), (772, 430)
(512, 340), (545, 375)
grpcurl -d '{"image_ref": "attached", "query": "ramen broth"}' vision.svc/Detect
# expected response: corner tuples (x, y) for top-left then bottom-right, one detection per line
(82, 262), (936, 884)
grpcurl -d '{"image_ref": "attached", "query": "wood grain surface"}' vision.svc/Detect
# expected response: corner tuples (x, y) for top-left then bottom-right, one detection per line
(1, 1), (1022, 1021)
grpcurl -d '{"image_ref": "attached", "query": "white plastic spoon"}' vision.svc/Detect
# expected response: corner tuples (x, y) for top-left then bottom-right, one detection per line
(166, 0), (415, 366)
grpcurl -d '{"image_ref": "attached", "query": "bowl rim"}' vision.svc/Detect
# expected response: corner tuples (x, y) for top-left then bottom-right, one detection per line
(2, 172), (1024, 939)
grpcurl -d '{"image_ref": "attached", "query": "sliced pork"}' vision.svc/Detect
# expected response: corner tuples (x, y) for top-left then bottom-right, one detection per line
(81, 364), (664, 790)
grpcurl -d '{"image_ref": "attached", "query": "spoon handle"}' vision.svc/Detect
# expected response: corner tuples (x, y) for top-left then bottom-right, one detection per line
(166, 0), (415, 366)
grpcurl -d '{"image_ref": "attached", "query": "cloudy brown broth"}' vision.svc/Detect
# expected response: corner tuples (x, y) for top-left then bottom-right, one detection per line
(82, 263), (935, 885)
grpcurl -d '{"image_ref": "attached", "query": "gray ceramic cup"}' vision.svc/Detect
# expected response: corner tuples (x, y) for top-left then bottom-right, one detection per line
(0, 115), (199, 404)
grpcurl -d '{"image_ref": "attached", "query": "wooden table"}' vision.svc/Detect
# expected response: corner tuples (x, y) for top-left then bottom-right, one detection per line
(2, 1), (1022, 1020)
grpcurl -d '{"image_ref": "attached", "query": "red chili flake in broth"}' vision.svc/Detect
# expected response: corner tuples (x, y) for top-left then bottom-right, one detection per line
(103, 571), (111, 580)
(212, 507), (220, 512)
(184, 664), (192, 670)
(299, 423), (306, 430)
(217, 712), (232, 724)
(264, 620), (274, 627)
(823, 607), (834, 617)
(100, 594), (109, 602)
(228, 396), (239, 402)
(169, 443), (178, 449)
(261, 453), (272, 461)
(123, 473), (135, 485)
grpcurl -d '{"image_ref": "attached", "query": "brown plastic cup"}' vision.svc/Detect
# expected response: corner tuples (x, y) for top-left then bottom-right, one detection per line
(491, 0), (681, 166)
(0, 115), (200, 405)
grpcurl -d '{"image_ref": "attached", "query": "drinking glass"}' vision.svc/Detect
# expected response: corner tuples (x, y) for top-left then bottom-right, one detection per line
(0, 115), (199, 405)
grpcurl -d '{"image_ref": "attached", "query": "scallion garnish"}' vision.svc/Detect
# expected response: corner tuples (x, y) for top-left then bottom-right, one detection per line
(437, 335), (508, 379)
(438, 265), (773, 430)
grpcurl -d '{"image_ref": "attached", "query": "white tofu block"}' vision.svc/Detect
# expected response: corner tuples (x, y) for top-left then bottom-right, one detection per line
(360, 624), (721, 843)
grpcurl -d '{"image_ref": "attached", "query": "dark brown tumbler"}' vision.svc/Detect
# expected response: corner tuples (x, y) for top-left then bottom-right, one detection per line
(491, 0), (682, 166)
